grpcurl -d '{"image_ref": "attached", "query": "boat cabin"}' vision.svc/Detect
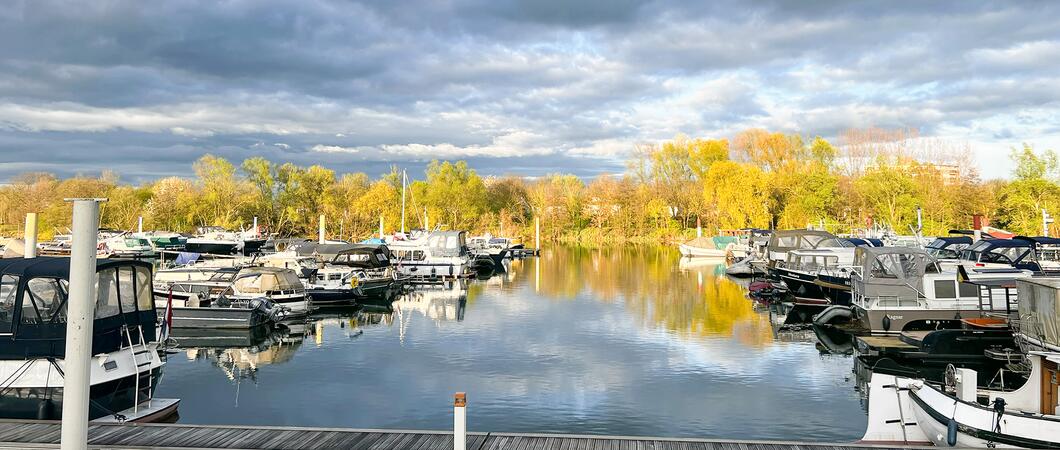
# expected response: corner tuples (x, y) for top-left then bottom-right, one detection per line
(296, 243), (392, 270)
(0, 257), (156, 359)
(765, 229), (839, 262)
(229, 267), (304, 298)
(390, 230), (469, 262)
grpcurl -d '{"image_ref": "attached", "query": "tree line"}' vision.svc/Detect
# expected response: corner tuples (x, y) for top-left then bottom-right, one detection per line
(2, 128), (1058, 243)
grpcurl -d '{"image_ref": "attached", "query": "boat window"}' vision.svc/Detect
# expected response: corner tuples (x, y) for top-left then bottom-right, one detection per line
(997, 247), (1029, 263)
(118, 267), (136, 313)
(0, 275), (18, 332)
(135, 266), (153, 311)
(802, 234), (827, 248)
(22, 277), (67, 324)
(96, 268), (121, 318)
(958, 282), (979, 297)
(413, 250), (425, 261)
(979, 251), (1012, 264)
(870, 253), (923, 279)
(816, 238), (853, 248)
(775, 236), (798, 247)
(376, 251), (388, 262)
(934, 280), (957, 298)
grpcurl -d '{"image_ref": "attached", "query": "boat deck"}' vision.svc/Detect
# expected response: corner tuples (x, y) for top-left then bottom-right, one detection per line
(0, 420), (934, 449)
(857, 335), (917, 351)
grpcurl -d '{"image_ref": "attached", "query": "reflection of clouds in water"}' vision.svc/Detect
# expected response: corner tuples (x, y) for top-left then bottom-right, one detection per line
(157, 245), (864, 440)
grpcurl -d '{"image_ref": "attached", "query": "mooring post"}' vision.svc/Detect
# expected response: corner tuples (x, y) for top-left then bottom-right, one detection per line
(424, 207), (429, 230)
(534, 216), (540, 251)
(61, 198), (104, 450)
(318, 214), (326, 244)
(379, 215), (384, 239)
(137, 216), (143, 234)
(24, 212), (38, 258)
(454, 392), (467, 450)
(253, 216), (259, 237)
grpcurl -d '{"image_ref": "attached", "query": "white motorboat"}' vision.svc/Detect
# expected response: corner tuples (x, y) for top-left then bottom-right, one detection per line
(385, 230), (472, 281)
(906, 355), (1060, 448)
(821, 246), (1031, 334)
(97, 229), (155, 258)
(0, 257), (178, 422)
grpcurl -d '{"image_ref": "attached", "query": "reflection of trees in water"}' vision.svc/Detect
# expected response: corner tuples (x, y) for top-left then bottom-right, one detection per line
(513, 246), (773, 347)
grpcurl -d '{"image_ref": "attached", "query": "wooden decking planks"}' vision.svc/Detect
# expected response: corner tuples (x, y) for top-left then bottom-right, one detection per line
(0, 420), (931, 450)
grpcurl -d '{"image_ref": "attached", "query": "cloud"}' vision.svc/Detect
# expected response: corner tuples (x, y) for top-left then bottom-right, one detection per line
(0, 0), (1058, 182)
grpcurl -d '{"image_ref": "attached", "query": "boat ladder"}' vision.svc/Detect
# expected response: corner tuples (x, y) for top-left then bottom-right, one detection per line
(883, 381), (917, 443)
(123, 324), (155, 414)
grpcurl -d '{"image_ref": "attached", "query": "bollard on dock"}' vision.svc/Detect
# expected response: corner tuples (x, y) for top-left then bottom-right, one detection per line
(454, 392), (466, 450)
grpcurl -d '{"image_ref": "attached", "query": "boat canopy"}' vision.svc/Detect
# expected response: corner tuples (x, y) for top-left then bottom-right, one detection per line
(843, 238), (883, 247)
(766, 229), (838, 252)
(1016, 278), (1060, 351)
(959, 238), (1034, 266)
(427, 231), (468, 257)
(0, 257), (156, 358)
(854, 247), (940, 298)
(296, 243), (391, 269)
(232, 267), (303, 294)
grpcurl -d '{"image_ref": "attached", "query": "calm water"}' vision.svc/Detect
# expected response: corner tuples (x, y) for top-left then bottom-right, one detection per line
(155, 246), (866, 440)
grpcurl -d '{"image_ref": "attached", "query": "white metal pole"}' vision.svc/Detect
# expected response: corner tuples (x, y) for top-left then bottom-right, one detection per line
(137, 216), (143, 234)
(379, 215), (384, 240)
(424, 207), (429, 231)
(400, 169), (407, 234)
(916, 207), (923, 233)
(253, 216), (259, 237)
(1044, 209), (1049, 237)
(534, 216), (540, 251)
(61, 198), (104, 450)
(24, 212), (38, 258)
(318, 214), (326, 244)
(453, 392), (466, 450)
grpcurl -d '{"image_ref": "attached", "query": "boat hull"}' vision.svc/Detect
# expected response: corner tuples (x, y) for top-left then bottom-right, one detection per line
(910, 381), (1060, 448)
(183, 242), (238, 255)
(161, 306), (271, 329)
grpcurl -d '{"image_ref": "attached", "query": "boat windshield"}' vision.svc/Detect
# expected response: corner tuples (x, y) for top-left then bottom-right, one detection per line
(815, 238), (854, 249)
(870, 253), (932, 279)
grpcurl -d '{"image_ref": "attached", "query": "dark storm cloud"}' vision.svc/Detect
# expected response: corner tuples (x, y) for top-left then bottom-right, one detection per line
(0, 0), (1057, 181)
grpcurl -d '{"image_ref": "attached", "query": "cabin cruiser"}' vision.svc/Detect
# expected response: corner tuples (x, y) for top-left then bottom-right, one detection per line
(97, 229), (154, 258)
(153, 266), (300, 327)
(133, 231), (186, 252)
(385, 230), (472, 281)
(773, 237), (883, 304)
(0, 257), (178, 422)
(184, 226), (266, 256)
(260, 243), (401, 305)
(837, 247), (1031, 334)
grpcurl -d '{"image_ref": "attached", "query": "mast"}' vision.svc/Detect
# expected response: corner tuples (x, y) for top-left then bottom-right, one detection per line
(400, 169), (407, 234)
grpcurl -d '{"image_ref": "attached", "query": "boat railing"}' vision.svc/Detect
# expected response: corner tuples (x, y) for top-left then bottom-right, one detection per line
(854, 295), (924, 309)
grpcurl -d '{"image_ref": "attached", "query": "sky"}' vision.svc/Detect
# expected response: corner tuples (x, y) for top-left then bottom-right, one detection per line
(1, 0), (1058, 183)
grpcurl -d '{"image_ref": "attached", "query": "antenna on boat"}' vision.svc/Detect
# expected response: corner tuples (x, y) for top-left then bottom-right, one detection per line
(400, 169), (407, 234)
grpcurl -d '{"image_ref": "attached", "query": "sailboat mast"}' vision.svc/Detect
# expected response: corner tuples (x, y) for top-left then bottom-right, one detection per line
(400, 169), (407, 234)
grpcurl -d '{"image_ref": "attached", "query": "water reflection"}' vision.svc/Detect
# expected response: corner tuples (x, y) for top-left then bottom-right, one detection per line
(155, 246), (864, 440)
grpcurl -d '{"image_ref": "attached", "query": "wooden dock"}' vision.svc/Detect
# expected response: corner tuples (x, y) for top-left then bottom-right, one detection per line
(0, 420), (935, 450)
